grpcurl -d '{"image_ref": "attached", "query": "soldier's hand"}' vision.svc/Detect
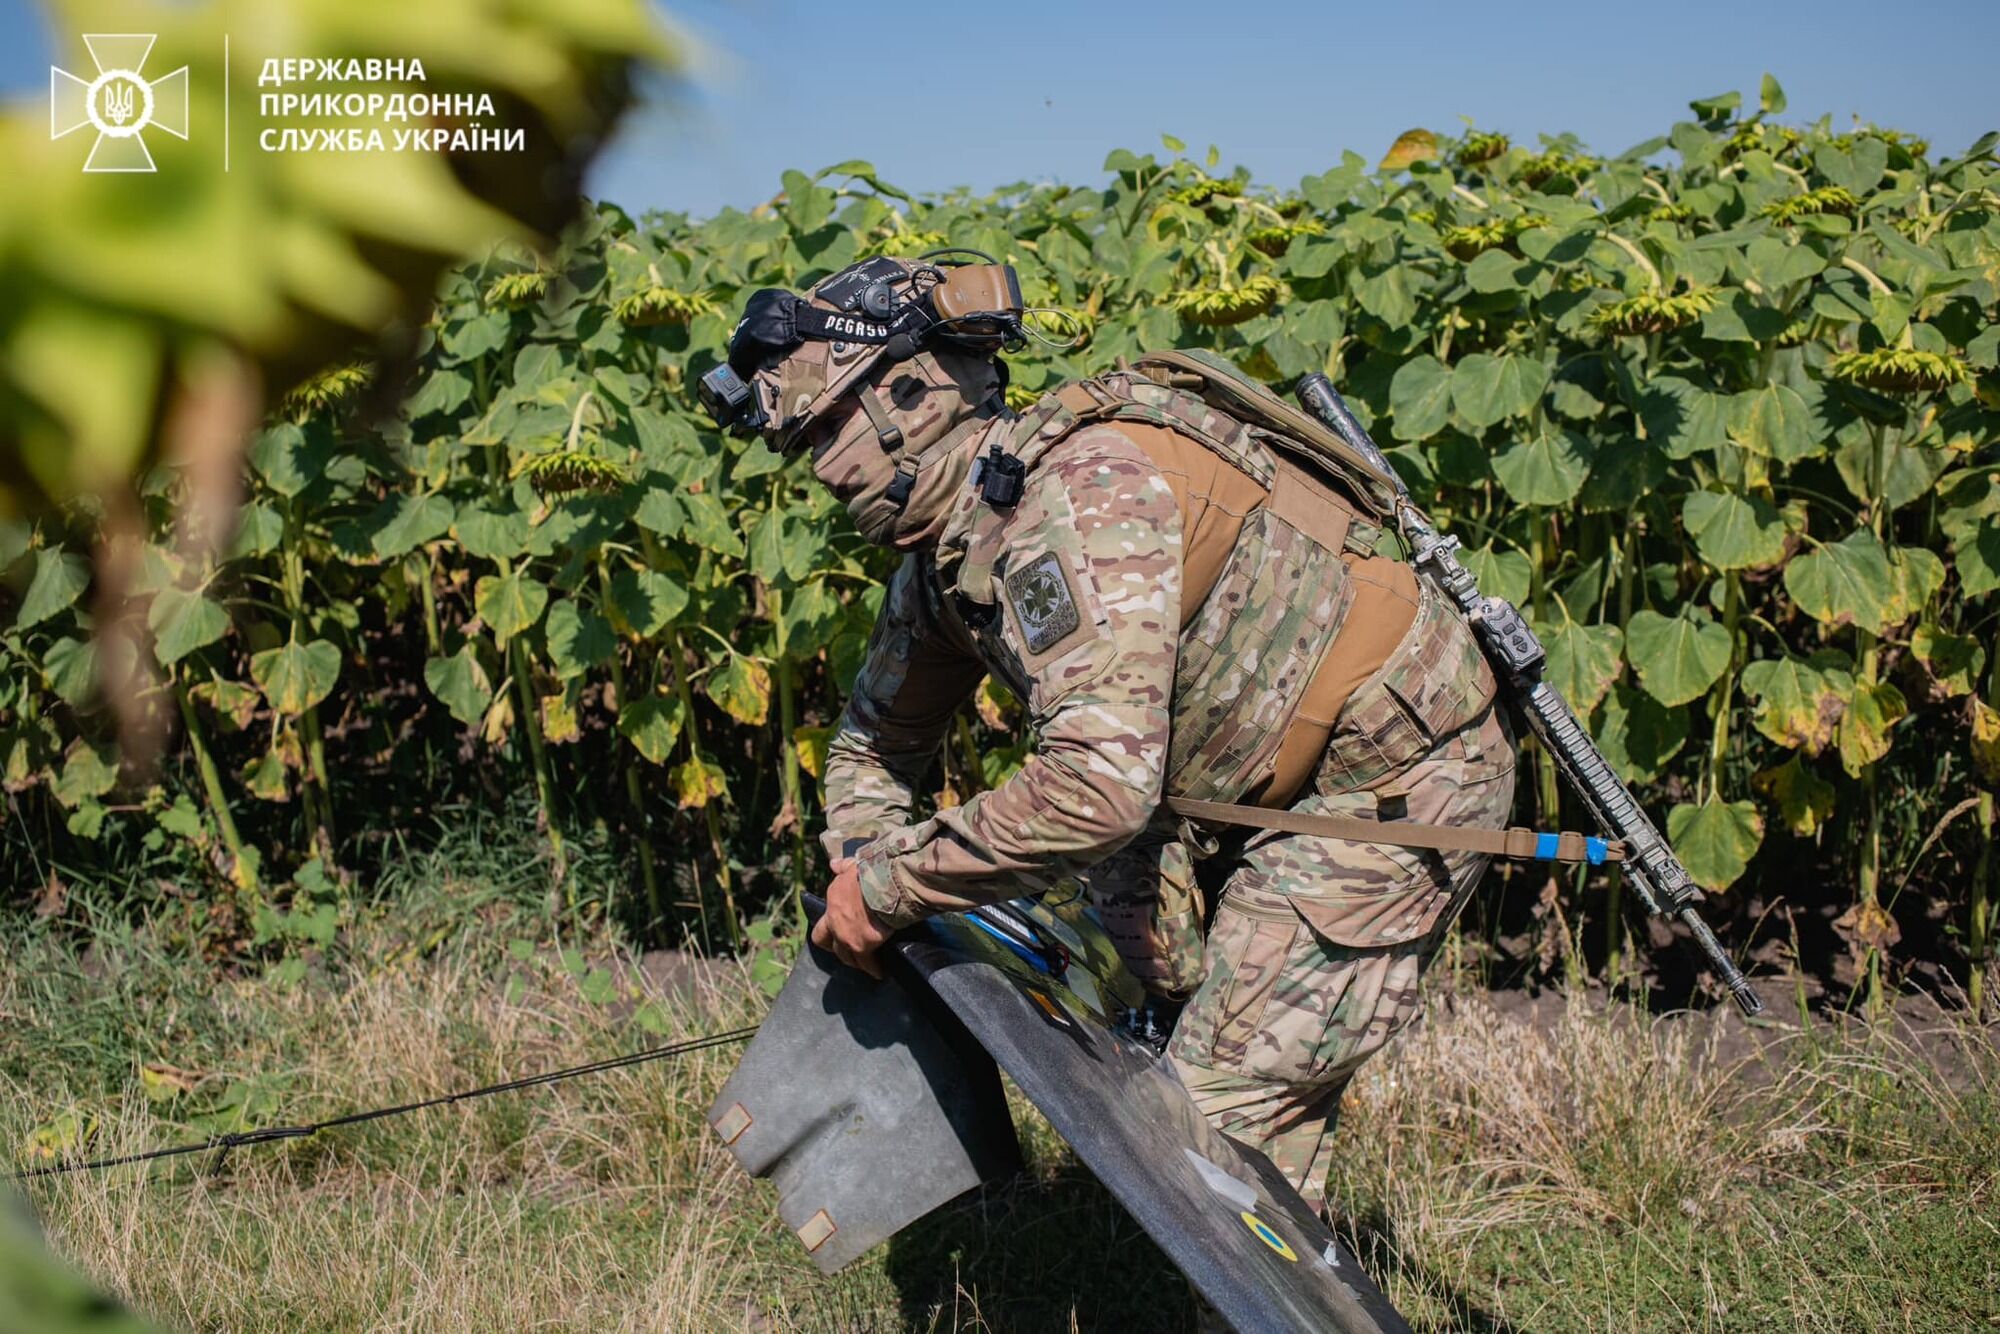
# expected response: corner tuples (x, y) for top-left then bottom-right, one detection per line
(811, 858), (893, 979)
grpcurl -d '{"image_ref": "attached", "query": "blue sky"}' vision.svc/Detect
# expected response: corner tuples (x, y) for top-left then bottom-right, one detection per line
(5, 0), (1995, 216)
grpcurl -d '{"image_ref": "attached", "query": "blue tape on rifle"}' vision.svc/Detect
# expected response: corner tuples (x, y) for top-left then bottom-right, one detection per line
(1586, 837), (1608, 866)
(1534, 832), (1559, 861)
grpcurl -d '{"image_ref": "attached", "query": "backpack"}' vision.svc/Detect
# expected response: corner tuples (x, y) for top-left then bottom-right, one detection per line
(951, 351), (1402, 618)
(1125, 349), (1403, 524)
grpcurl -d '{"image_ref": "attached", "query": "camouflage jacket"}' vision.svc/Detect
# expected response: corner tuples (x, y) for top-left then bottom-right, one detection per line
(823, 421), (1180, 929)
(822, 400), (1495, 935)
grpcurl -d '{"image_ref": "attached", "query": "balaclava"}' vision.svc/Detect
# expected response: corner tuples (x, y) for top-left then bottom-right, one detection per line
(801, 344), (1002, 547)
(710, 255), (1018, 548)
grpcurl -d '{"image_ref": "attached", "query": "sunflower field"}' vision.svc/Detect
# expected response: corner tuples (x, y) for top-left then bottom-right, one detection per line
(4, 78), (1996, 1008)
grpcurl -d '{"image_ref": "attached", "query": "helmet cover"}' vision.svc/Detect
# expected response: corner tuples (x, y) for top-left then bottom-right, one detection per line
(726, 256), (1016, 453)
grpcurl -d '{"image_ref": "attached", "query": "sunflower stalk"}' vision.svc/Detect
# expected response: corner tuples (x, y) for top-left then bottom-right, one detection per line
(1706, 572), (1744, 803)
(475, 351), (567, 908)
(1853, 422), (1896, 1015)
(666, 623), (741, 948)
(1601, 230), (1662, 292)
(419, 550), (443, 657)
(174, 673), (258, 901)
(506, 614), (567, 915)
(768, 581), (808, 903)
(598, 566), (661, 932)
(279, 507), (335, 860)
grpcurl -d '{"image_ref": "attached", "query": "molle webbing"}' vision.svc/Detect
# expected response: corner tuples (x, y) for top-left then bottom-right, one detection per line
(1129, 348), (1403, 520)
(1113, 420), (1267, 626)
(1110, 417), (1418, 808)
(952, 377), (1386, 613)
(1254, 556), (1419, 807)
(1163, 797), (1627, 866)
(1088, 414), (1384, 628)
(949, 375), (1429, 815)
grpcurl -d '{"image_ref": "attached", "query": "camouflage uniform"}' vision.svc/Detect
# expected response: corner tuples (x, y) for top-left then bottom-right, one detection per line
(1166, 705), (1514, 1207)
(824, 427), (1181, 914)
(821, 386), (1516, 1207)
(722, 256), (1514, 1204)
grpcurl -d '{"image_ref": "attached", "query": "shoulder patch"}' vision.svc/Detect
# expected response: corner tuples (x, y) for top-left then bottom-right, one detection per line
(1005, 552), (1081, 655)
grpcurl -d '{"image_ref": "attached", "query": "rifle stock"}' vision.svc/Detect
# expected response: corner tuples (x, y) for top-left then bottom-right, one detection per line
(1296, 374), (1763, 1017)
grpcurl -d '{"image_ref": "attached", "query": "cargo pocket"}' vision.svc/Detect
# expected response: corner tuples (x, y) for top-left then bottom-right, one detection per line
(1316, 585), (1495, 796)
(1284, 870), (1445, 951)
(1173, 886), (1295, 1080)
(1314, 676), (1435, 794)
(1203, 877), (1441, 1081)
(1288, 741), (1519, 952)
(1173, 880), (1385, 1085)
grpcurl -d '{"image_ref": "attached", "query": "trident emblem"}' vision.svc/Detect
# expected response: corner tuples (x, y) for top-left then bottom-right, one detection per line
(102, 79), (135, 126)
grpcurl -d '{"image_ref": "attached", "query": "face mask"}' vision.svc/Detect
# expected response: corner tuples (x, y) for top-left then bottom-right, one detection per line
(884, 435), (980, 550)
(808, 370), (991, 549)
(808, 402), (889, 508)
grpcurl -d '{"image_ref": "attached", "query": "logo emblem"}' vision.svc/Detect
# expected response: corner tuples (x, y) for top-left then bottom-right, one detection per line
(51, 34), (189, 173)
(1004, 553), (1080, 655)
(1238, 1211), (1299, 1262)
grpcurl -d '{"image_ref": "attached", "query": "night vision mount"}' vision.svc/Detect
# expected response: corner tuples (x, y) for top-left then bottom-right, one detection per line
(696, 362), (764, 435)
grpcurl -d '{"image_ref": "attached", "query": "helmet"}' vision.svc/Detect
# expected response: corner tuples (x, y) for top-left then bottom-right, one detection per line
(701, 253), (1023, 545)
(699, 253), (1022, 451)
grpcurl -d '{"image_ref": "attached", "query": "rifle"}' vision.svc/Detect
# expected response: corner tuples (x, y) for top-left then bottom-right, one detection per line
(1296, 374), (1764, 1017)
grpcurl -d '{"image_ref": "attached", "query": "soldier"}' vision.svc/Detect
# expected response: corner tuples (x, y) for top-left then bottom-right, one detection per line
(701, 255), (1516, 1211)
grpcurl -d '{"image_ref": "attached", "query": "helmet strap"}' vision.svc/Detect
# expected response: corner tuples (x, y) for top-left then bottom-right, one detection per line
(856, 385), (905, 453)
(853, 385), (926, 509)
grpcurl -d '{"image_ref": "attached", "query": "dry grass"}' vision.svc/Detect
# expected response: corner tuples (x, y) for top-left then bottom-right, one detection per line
(1329, 990), (2000, 1331)
(6, 944), (770, 1331)
(1, 912), (1174, 1333)
(4, 912), (1996, 1333)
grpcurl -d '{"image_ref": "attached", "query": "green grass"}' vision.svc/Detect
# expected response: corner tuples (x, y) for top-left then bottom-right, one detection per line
(3, 837), (1996, 1331)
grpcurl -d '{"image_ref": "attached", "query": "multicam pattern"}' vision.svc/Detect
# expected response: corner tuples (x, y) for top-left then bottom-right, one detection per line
(822, 425), (1184, 927)
(1316, 584), (1495, 795)
(817, 553), (988, 859)
(1167, 706), (1517, 1204)
(1076, 823), (1208, 998)
(818, 392), (1511, 1206)
(1166, 505), (1350, 801)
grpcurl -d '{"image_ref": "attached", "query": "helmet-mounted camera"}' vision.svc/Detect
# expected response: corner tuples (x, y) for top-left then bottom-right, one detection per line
(696, 363), (766, 437)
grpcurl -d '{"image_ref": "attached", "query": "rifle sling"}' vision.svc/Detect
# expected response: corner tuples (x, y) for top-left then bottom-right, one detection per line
(1163, 796), (1627, 866)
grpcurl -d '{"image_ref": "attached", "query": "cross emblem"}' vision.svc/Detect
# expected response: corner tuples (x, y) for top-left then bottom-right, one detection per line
(50, 34), (189, 173)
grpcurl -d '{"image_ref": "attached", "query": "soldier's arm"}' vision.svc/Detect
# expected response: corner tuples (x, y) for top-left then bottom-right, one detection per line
(820, 554), (987, 863)
(854, 442), (1182, 928)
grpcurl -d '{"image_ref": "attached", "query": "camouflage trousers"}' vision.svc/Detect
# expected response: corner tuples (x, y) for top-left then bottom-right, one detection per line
(1165, 704), (1516, 1208)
